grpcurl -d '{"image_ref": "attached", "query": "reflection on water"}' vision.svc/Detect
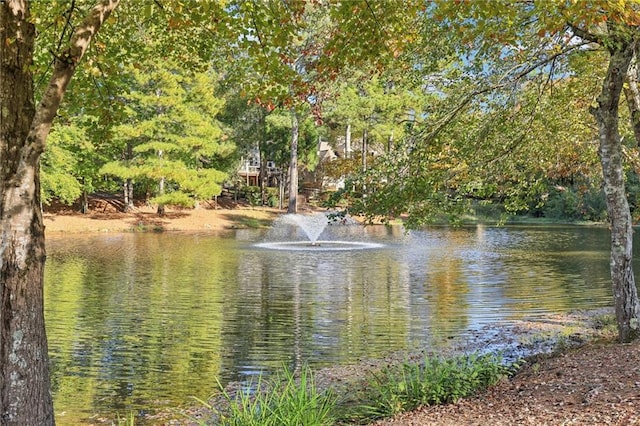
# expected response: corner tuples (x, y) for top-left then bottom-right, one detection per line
(45, 225), (616, 423)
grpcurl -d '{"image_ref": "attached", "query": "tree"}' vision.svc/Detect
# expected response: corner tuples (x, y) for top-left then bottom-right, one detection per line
(224, 1), (422, 212)
(584, 26), (640, 342)
(432, 0), (640, 343)
(348, 1), (640, 341)
(40, 115), (107, 213)
(321, 72), (425, 198)
(326, 2), (640, 341)
(0, 1), (121, 422)
(100, 59), (232, 215)
(224, 1), (328, 213)
(1, 4), (428, 419)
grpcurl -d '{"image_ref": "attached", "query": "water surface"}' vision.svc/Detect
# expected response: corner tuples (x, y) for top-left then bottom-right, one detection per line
(44, 225), (616, 423)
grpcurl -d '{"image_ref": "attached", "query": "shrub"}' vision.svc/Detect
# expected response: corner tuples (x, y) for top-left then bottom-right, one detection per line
(240, 186), (262, 206)
(541, 186), (606, 222)
(266, 187), (279, 208)
(340, 353), (511, 423)
(213, 366), (335, 426)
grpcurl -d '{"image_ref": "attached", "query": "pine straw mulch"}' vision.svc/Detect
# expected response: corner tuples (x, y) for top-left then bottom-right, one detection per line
(372, 337), (640, 426)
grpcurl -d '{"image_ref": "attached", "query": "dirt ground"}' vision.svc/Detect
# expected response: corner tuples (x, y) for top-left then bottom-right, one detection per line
(372, 338), (640, 426)
(43, 197), (284, 234)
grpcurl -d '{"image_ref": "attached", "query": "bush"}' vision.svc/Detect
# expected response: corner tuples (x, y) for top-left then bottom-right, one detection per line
(213, 366), (335, 426)
(340, 353), (511, 423)
(266, 187), (279, 208)
(240, 186), (262, 206)
(542, 186), (606, 222)
(192, 354), (516, 426)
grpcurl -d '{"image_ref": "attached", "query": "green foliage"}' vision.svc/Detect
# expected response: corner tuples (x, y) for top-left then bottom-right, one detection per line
(590, 313), (618, 333)
(114, 411), (136, 426)
(41, 117), (99, 206)
(323, 74), (423, 154)
(150, 192), (195, 209)
(40, 156), (83, 206)
(190, 354), (514, 426)
(100, 59), (233, 208)
(239, 186), (280, 207)
(540, 186), (607, 222)
(265, 109), (320, 172)
(266, 188), (279, 208)
(212, 366), (335, 426)
(339, 353), (511, 423)
(325, 31), (608, 227)
(240, 186), (262, 207)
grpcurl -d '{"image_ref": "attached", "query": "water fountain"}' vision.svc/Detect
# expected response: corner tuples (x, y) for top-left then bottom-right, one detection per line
(254, 211), (384, 251)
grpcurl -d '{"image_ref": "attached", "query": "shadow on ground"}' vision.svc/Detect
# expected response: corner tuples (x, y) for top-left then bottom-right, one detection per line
(220, 213), (277, 228)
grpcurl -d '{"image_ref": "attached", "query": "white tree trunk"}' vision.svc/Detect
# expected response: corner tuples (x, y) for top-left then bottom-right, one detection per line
(592, 37), (640, 343)
(345, 123), (352, 158)
(287, 110), (299, 213)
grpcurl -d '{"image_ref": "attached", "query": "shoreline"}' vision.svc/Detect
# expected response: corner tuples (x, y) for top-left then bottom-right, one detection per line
(42, 207), (636, 424)
(143, 308), (619, 425)
(43, 204), (284, 235)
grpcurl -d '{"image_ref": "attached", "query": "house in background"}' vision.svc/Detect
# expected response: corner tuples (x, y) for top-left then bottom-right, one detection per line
(318, 139), (337, 163)
(238, 147), (260, 186)
(237, 146), (280, 188)
(236, 135), (377, 203)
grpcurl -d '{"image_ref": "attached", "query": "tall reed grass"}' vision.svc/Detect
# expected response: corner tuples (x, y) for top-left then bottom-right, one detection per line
(204, 366), (335, 426)
(188, 353), (514, 425)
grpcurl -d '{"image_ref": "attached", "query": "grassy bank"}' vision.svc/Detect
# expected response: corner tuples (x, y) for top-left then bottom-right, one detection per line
(185, 353), (513, 426)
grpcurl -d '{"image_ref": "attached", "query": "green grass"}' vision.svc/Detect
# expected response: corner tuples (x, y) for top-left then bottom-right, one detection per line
(191, 354), (515, 426)
(335, 353), (513, 424)
(201, 366), (335, 426)
(590, 312), (617, 332)
(114, 411), (136, 425)
(222, 213), (274, 229)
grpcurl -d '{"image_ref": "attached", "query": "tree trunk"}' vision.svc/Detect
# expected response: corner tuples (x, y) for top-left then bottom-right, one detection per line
(123, 141), (134, 212)
(0, 7), (53, 424)
(81, 189), (89, 214)
(157, 176), (166, 216)
(259, 154), (267, 206)
(287, 110), (299, 214)
(279, 173), (284, 210)
(592, 37), (640, 343)
(0, 1), (120, 423)
(624, 44), (640, 144)
(362, 127), (368, 172)
(123, 179), (134, 212)
(157, 149), (165, 216)
(345, 123), (352, 158)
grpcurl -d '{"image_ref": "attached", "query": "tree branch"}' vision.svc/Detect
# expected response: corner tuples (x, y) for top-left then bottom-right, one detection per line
(568, 23), (603, 45)
(417, 40), (589, 145)
(27, 0), (120, 157)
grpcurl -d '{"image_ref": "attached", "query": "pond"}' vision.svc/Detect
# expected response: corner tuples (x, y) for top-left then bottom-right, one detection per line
(45, 224), (617, 423)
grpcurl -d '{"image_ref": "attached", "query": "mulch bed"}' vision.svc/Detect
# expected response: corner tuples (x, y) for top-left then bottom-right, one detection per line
(372, 338), (640, 425)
